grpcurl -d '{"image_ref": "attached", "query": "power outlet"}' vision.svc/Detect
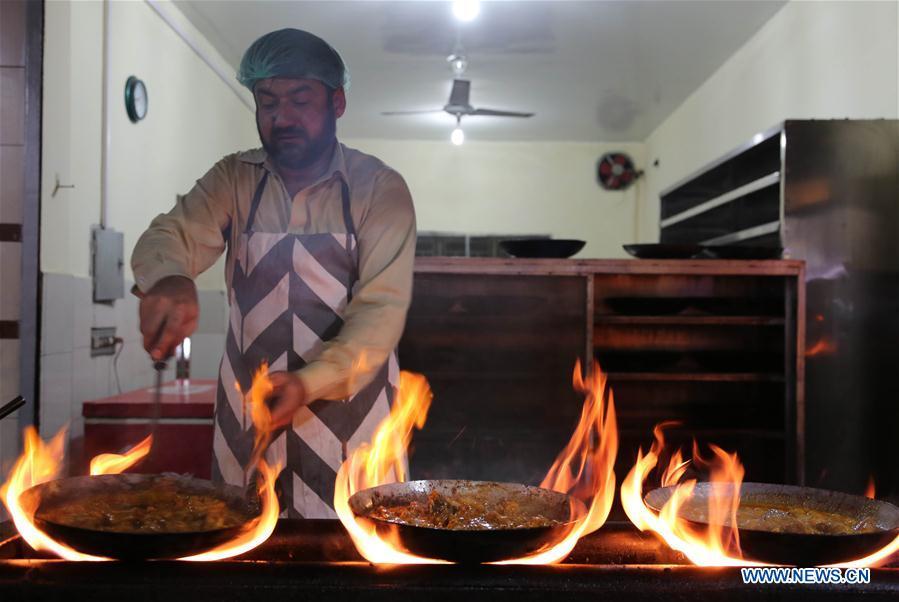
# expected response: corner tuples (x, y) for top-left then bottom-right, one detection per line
(91, 326), (118, 357)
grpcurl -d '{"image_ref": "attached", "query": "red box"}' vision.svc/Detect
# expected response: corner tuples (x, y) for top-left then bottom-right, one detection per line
(82, 379), (216, 478)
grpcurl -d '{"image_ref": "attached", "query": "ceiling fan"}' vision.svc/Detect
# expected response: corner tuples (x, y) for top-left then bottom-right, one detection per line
(380, 54), (534, 142)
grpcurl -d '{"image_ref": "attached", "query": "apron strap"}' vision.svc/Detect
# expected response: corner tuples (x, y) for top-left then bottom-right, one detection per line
(338, 179), (359, 302)
(245, 171), (270, 233)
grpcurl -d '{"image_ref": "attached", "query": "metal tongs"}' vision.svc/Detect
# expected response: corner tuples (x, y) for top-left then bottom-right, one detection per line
(0, 396), (25, 420)
(151, 360), (166, 438)
(149, 318), (170, 439)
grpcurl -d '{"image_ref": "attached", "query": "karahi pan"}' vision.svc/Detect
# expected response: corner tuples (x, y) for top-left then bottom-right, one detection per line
(348, 479), (586, 563)
(644, 482), (899, 566)
(19, 473), (260, 560)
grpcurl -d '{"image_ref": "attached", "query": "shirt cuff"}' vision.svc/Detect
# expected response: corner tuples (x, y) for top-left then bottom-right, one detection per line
(133, 261), (194, 294)
(295, 360), (344, 403)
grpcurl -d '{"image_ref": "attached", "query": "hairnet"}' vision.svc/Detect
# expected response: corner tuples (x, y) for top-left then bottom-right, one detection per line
(237, 28), (350, 91)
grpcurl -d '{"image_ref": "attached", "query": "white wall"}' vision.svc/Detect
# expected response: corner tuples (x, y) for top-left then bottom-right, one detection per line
(638, 0), (899, 241)
(41, 0), (257, 289)
(38, 0), (256, 443)
(343, 138), (646, 258)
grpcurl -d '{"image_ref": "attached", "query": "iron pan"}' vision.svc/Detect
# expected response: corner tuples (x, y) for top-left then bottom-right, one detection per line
(644, 482), (899, 566)
(21, 473), (260, 560)
(348, 480), (585, 563)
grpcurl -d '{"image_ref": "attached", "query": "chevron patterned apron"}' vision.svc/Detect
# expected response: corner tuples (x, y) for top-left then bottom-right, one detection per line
(211, 172), (398, 518)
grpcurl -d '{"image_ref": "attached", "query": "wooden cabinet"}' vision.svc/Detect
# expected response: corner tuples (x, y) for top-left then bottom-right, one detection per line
(400, 258), (805, 498)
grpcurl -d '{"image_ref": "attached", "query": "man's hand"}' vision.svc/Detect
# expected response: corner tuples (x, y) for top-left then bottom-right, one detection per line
(267, 371), (309, 428)
(139, 275), (199, 362)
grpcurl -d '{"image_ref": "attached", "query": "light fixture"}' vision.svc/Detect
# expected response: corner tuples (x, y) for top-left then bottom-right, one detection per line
(451, 126), (465, 145)
(452, 0), (480, 22)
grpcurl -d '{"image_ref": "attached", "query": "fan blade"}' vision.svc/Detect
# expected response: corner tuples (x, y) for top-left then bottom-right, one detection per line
(469, 108), (535, 118)
(380, 109), (445, 116)
(448, 79), (471, 107)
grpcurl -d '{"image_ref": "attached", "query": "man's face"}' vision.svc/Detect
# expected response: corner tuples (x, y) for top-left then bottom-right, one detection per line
(254, 77), (346, 171)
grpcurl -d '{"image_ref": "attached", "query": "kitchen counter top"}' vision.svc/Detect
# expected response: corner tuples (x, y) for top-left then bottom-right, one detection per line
(414, 256), (804, 276)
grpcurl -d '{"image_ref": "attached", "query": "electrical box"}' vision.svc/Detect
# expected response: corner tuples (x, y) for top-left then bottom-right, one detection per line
(92, 227), (124, 302)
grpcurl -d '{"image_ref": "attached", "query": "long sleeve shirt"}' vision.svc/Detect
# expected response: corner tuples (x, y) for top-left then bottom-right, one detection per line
(131, 142), (416, 402)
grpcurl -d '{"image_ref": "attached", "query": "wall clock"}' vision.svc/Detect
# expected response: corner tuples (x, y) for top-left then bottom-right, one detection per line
(125, 76), (148, 123)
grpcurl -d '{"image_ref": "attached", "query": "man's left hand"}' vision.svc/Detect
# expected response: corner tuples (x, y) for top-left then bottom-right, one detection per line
(267, 371), (309, 428)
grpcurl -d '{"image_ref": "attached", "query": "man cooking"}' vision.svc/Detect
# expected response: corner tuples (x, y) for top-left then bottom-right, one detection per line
(131, 29), (416, 518)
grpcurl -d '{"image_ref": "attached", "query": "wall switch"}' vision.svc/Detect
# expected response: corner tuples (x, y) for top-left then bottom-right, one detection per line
(91, 326), (118, 357)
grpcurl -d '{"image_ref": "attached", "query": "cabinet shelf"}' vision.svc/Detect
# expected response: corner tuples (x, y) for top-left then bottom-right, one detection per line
(606, 372), (785, 383)
(594, 315), (785, 326)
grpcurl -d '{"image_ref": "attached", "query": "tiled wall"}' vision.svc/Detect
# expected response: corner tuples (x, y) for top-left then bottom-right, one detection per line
(0, 0), (27, 488)
(38, 273), (227, 446)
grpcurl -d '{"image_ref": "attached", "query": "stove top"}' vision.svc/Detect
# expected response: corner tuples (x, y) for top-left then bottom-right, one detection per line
(1, 520), (897, 601)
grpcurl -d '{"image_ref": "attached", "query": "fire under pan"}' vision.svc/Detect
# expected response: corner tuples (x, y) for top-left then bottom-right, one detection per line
(0, 520), (898, 601)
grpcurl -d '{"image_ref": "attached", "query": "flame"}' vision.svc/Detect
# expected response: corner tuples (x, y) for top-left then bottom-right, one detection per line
(89, 435), (153, 476)
(1, 364), (283, 561)
(864, 476), (876, 500)
(183, 363), (282, 560)
(1, 427), (108, 560)
(335, 370), (444, 563)
(498, 360), (617, 564)
(180, 458), (280, 561)
(335, 361), (618, 565)
(620, 423), (763, 567)
(805, 338), (837, 357)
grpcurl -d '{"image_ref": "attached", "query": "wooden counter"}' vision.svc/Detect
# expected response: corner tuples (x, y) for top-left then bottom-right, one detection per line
(400, 257), (806, 501)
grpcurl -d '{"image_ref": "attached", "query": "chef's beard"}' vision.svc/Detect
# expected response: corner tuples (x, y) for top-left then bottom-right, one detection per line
(260, 106), (337, 172)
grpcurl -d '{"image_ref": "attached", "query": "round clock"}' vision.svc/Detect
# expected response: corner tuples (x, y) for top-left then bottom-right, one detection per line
(124, 76), (148, 123)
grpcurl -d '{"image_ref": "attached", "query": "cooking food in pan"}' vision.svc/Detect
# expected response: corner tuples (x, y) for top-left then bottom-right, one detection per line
(20, 473), (259, 559)
(349, 480), (582, 563)
(36, 477), (249, 533)
(644, 482), (899, 565)
(364, 484), (566, 530)
(663, 497), (881, 536)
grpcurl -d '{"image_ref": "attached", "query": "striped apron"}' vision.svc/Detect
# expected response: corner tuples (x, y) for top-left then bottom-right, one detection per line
(211, 171), (397, 518)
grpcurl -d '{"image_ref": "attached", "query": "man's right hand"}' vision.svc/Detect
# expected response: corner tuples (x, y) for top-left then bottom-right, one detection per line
(139, 275), (199, 362)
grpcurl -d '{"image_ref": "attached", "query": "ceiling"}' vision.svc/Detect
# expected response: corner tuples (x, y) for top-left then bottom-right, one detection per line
(173, 0), (786, 142)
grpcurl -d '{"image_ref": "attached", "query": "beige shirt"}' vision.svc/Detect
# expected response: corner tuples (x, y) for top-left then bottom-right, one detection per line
(131, 142), (416, 402)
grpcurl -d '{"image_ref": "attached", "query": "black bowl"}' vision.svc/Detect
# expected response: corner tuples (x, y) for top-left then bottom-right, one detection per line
(500, 239), (586, 259)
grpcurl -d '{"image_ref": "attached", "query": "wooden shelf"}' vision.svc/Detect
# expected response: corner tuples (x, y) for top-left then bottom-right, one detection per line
(619, 428), (787, 440)
(606, 372), (785, 382)
(595, 315), (785, 326)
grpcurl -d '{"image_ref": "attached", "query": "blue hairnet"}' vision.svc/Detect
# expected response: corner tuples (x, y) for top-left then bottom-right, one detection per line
(237, 29), (350, 91)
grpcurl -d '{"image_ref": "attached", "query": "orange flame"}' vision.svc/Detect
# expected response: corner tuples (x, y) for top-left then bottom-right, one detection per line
(335, 361), (618, 565)
(865, 476), (876, 500)
(183, 364), (282, 560)
(1, 364), (282, 561)
(499, 360), (617, 564)
(622, 424), (899, 568)
(805, 338), (837, 357)
(89, 435), (153, 476)
(1, 427), (107, 560)
(180, 458), (280, 561)
(334, 370), (444, 563)
(620, 423), (763, 567)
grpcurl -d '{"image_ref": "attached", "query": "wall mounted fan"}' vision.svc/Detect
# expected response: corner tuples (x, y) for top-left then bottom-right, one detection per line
(597, 152), (644, 191)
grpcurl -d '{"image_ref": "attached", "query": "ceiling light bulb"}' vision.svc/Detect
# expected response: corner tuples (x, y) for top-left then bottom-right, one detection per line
(452, 0), (480, 22)
(451, 127), (465, 145)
